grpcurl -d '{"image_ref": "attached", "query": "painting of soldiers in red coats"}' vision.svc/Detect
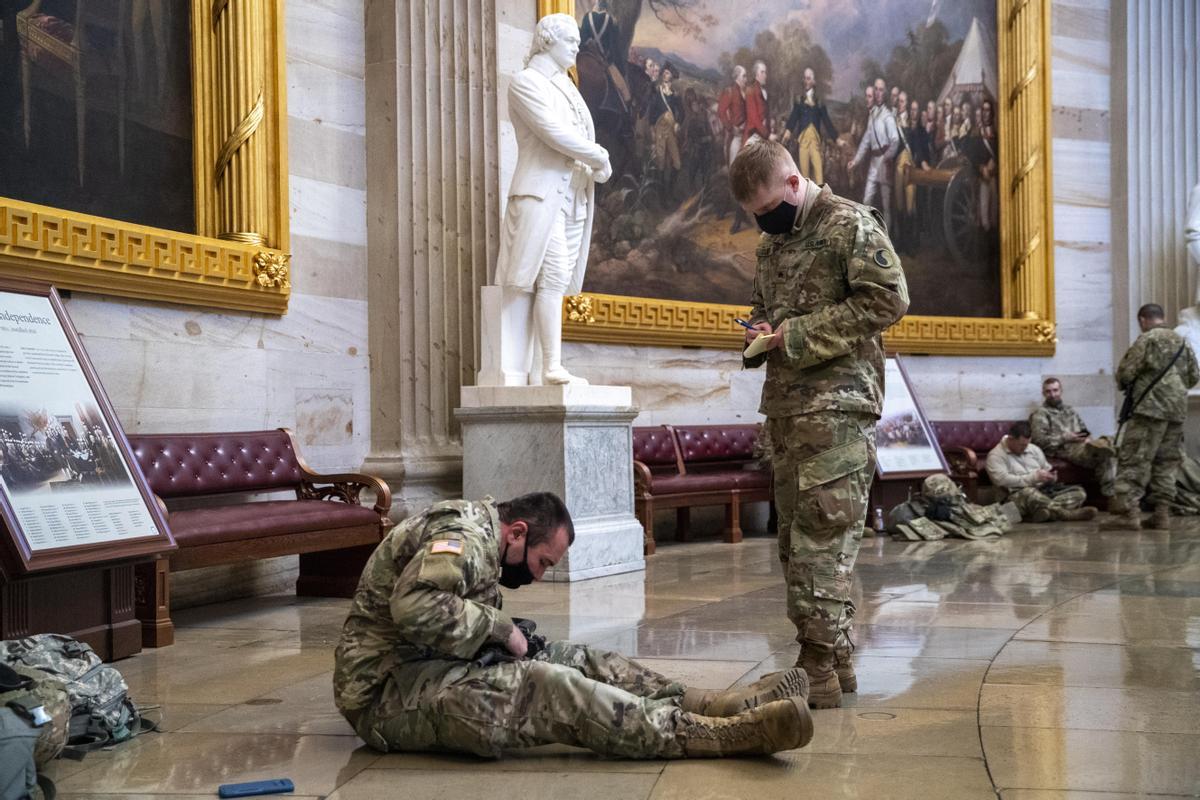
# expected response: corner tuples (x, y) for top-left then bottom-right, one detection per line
(575, 0), (1001, 318)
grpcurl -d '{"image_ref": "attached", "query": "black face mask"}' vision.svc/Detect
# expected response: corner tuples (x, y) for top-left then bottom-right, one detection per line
(754, 198), (798, 235)
(499, 538), (536, 589)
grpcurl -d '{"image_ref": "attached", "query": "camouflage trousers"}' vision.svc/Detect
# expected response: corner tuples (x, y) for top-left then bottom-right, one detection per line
(1050, 438), (1117, 495)
(1006, 484), (1087, 520)
(768, 411), (875, 651)
(352, 640), (688, 759)
(1114, 415), (1184, 509)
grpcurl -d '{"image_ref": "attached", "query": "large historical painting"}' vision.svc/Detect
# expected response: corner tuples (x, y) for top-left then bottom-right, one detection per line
(0, 1), (194, 233)
(575, 0), (1001, 318)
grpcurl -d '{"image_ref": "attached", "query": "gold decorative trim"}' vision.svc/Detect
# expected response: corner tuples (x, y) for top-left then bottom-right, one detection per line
(0, 1), (290, 315)
(564, 295), (596, 324)
(0, 199), (287, 314)
(214, 91), (265, 184)
(555, 0), (1056, 357)
(253, 250), (291, 289)
(562, 293), (1056, 356)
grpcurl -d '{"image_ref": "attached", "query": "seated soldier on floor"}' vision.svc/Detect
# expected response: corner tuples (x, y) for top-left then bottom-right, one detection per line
(985, 421), (1098, 522)
(333, 492), (814, 760)
(1029, 377), (1116, 497)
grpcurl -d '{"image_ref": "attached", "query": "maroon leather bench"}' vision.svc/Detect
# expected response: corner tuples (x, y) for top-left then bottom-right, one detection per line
(128, 429), (392, 647)
(633, 424), (771, 554)
(930, 420), (1103, 507)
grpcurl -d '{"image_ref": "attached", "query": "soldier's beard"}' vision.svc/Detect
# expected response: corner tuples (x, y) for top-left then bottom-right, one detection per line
(1046, 398), (1063, 408)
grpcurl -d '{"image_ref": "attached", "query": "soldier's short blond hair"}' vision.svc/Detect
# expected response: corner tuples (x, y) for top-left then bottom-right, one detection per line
(729, 139), (793, 204)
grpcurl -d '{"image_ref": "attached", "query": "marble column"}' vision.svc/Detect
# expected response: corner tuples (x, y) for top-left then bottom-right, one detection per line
(363, 0), (500, 512)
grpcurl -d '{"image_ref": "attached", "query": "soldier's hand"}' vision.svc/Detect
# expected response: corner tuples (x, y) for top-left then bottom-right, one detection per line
(746, 321), (772, 346)
(505, 625), (528, 658)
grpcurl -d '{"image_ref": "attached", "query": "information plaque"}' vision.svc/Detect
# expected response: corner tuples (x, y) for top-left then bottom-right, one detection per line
(0, 280), (174, 576)
(875, 356), (949, 479)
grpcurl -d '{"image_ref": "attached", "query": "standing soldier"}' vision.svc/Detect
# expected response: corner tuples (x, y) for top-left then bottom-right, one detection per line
(782, 67), (838, 185)
(1102, 304), (1200, 530)
(848, 77), (900, 232)
(1029, 377), (1116, 498)
(730, 139), (909, 709)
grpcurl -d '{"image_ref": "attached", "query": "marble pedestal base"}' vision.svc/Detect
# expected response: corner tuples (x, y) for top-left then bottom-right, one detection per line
(457, 384), (645, 582)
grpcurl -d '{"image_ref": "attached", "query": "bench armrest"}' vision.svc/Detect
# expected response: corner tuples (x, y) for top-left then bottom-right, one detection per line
(941, 446), (978, 476)
(633, 460), (653, 496)
(298, 471), (393, 523)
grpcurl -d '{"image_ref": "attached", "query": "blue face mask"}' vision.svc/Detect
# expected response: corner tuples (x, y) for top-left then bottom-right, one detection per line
(754, 197), (798, 235)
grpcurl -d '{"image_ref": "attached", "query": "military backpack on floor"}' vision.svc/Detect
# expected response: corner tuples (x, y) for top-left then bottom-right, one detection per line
(0, 660), (69, 799)
(0, 635), (145, 753)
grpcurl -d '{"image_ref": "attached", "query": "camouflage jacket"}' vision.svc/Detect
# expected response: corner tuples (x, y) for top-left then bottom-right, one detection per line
(1116, 325), (1200, 422)
(745, 185), (909, 418)
(333, 499), (514, 719)
(1029, 402), (1088, 453)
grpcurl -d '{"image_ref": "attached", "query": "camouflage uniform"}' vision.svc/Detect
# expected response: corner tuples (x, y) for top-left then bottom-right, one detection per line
(984, 437), (1088, 520)
(746, 185), (909, 652)
(1113, 326), (1200, 509)
(333, 499), (694, 759)
(1029, 401), (1115, 494)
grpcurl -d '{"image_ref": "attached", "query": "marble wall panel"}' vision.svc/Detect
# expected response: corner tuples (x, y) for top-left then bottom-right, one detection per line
(286, 58), (367, 134)
(1052, 140), (1111, 207)
(286, 0), (365, 79)
(290, 176), (368, 246)
(289, 118), (367, 190)
(289, 235), (368, 301)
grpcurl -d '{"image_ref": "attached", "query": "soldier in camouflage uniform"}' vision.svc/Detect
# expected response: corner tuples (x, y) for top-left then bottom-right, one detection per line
(984, 421), (1097, 522)
(1102, 304), (1200, 530)
(729, 139), (909, 709)
(334, 492), (814, 758)
(1030, 377), (1116, 496)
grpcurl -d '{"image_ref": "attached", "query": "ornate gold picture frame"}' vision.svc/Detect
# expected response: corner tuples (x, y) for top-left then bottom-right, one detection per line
(548, 0), (1054, 356)
(0, 0), (290, 315)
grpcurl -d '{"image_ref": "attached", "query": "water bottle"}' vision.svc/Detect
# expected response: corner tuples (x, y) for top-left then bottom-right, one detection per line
(873, 506), (885, 532)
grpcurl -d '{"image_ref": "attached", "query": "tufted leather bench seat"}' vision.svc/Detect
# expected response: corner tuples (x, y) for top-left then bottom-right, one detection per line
(633, 424), (771, 554)
(930, 420), (1103, 506)
(128, 429), (392, 647)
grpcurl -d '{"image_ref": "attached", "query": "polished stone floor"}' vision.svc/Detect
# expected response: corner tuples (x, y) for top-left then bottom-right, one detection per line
(46, 518), (1200, 798)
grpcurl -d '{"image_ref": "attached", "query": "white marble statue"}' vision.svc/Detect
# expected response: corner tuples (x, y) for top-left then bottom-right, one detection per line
(1174, 183), (1200, 357)
(493, 13), (612, 386)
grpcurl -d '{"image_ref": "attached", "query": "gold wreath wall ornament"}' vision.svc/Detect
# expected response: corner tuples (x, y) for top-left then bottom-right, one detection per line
(253, 251), (291, 289)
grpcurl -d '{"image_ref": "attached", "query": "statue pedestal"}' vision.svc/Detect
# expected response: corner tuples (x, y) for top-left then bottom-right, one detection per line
(456, 384), (646, 582)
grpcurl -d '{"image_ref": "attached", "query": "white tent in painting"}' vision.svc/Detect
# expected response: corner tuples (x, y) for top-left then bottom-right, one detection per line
(938, 17), (998, 104)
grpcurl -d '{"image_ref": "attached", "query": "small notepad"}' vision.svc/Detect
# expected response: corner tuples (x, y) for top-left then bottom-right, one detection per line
(743, 333), (775, 358)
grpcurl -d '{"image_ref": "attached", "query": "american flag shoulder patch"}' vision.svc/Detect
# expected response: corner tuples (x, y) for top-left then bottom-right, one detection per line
(430, 540), (464, 555)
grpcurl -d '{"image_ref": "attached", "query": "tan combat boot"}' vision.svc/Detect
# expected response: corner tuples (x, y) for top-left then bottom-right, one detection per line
(678, 697), (814, 757)
(681, 668), (810, 717)
(1054, 506), (1098, 522)
(834, 646), (857, 694)
(1147, 504), (1172, 530)
(1099, 508), (1142, 531)
(796, 645), (841, 709)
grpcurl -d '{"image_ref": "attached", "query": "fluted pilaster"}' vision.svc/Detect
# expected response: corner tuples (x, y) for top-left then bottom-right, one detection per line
(363, 0), (500, 511)
(1115, 0), (1199, 339)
